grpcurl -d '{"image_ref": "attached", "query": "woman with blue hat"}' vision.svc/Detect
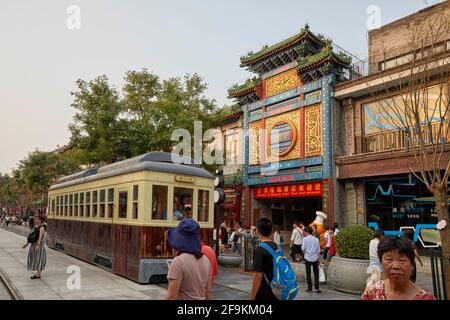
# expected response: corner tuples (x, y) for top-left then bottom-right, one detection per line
(166, 218), (212, 300)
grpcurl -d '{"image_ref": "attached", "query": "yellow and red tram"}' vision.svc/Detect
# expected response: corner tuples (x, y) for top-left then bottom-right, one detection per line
(47, 152), (214, 283)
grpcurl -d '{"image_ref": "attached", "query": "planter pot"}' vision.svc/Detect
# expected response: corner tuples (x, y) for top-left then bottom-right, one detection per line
(291, 261), (327, 284)
(218, 254), (244, 268)
(328, 256), (370, 295)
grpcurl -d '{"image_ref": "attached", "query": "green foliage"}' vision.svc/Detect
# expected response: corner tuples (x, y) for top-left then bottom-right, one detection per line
(69, 69), (219, 166)
(334, 225), (374, 260)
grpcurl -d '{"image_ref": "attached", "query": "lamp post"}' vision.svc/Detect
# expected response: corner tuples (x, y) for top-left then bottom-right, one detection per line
(214, 169), (225, 257)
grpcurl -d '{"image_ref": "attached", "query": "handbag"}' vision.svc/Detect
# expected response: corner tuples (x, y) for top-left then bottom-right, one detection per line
(319, 265), (326, 283)
(27, 228), (39, 244)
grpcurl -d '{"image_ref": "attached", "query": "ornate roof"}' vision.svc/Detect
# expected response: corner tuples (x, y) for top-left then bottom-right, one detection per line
(297, 44), (352, 73)
(216, 104), (243, 121)
(227, 77), (262, 98)
(240, 25), (326, 67)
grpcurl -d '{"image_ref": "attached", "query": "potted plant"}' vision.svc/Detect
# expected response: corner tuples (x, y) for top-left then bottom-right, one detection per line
(328, 225), (374, 295)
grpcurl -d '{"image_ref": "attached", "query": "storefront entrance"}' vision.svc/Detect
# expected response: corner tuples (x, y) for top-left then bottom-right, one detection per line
(259, 197), (322, 232)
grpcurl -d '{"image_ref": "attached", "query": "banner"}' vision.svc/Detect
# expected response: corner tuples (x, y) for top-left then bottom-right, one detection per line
(254, 182), (322, 199)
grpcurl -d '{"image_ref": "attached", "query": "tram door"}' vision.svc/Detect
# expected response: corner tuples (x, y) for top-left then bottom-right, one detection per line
(113, 189), (129, 276)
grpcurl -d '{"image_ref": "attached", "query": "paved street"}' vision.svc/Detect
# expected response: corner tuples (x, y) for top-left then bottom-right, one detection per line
(0, 226), (435, 300)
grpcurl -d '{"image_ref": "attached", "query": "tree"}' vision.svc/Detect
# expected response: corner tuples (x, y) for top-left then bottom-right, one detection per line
(69, 70), (220, 167)
(369, 12), (450, 295)
(17, 150), (79, 206)
(69, 75), (131, 165)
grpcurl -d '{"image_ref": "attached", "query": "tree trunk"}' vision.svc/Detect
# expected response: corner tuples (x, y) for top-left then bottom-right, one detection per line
(434, 190), (450, 299)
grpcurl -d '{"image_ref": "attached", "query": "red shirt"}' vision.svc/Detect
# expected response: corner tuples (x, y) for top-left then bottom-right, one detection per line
(201, 244), (218, 279)
(328, 234), (337, 255)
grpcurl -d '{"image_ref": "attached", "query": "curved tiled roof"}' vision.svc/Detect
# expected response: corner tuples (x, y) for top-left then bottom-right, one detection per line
(240, 26), (325, 66)
(297, 45), (352, 72)
(228, 77), (262, 98)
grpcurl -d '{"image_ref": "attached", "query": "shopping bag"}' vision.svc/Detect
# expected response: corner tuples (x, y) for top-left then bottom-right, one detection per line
(319, 265), (326, 283)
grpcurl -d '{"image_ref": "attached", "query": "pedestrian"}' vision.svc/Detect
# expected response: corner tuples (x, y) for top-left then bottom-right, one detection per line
(5, 214), (11, 228)
(333, 222), (340, 236)
(231, 222), (243, 255)
(401, 230), (423, 283)
(362, 236), (435, 300)
(201, 242), (219, 284)
(11, 215), (16, 229)
(273, 226), (283, 246)
(166, 218), (212, 300)
(323, 226), (331, 260)
(220, 222), (229, 254)
(369, 229), (385, 280)
(27, 216), (47, 279)
(250, 217), (277, 300)
(290, 223), (304, 262)
(324, 227), (336, 269)
(311, 224), (320, 240)
(302, 226), (321, 293)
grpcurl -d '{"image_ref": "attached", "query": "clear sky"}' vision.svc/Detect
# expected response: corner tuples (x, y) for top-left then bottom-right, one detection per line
(0, 0), (440, 173)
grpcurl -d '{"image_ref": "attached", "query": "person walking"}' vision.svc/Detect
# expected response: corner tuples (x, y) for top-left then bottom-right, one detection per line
(323, 226), (331, 260)
(250, 217), (277, 301)
(27, 216), (47, 279)
(5, 214), (11, 228)
(369, 229), (385, 280)
(290, 223), (304, 262)
(201, 242), (219, 284)
(302, 226), (321, 293)
(220, 223), (229, 254)
(166, 218), (212, 300)
(231, 222), (243, 255)
(11, 215), (16, 229)
(273, 226), (283, 247)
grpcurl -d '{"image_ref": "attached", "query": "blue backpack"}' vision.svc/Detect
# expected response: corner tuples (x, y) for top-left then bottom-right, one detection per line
(259, 242), (299, 300)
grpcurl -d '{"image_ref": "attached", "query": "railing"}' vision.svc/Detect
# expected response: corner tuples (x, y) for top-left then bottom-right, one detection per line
(430, 250), (450, 300)
(332, 43), (368, 81)
(363, 122), (449, 154)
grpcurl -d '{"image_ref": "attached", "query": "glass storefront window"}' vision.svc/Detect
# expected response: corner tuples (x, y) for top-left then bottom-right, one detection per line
(173, 187), (193, 221)
(365, 178), (439, 234)
(198, 190), (209, 222)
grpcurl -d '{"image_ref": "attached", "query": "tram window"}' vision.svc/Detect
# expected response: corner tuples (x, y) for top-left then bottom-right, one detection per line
(56, 196), (60, 216)
(119, 191), (128, 219)
(198, 190), (209, 222)
(152, 185), (168, 220)
(100, 189), (106, 218)
(132, 185), (138, 219)
(74, 193), (78, 217)
(92, 191), (98, 217)
(79, 192), (84, 217)
(107, 188), (114, 218)
(51, 199), (56, 216)
(173, 187), (193, 221)
(64, 195), (68, 216)
(70, 194), (74, 216)
(86, 192), (91, 217)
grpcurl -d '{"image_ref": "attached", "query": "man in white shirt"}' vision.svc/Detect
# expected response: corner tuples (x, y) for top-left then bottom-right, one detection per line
(302, 226), (321, 293)
(290, 223), (304, 262)
(323, 226), (331, 260)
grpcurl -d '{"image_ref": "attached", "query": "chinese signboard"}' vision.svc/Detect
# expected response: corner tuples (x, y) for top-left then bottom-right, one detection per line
(254, 182), (323, 199)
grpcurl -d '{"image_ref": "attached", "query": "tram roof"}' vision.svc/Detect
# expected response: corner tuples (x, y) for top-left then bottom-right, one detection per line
(49, 152), (214, 190)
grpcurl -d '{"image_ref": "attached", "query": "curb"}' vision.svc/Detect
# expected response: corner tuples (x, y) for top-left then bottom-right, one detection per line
(0, 269), (24, 300)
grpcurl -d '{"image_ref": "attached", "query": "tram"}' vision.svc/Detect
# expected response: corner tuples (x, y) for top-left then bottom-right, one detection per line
(47, 152), (214, 283)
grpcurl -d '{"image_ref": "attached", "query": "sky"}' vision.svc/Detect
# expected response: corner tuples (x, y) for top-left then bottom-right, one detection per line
(0, 0), (441, 174)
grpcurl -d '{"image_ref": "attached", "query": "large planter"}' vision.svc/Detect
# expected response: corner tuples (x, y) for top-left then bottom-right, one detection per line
(218, 254), (244, 268)
(328, 256), (370, 295)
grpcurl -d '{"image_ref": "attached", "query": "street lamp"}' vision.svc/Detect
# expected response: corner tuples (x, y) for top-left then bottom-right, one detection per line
(214, 169), (225, 257)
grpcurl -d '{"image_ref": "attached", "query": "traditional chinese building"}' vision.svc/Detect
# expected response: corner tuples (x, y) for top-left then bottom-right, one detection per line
(228, 25), (352, 235)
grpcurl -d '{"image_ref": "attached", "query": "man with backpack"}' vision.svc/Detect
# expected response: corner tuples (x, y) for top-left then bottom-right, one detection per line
(251, 217), (299, 301)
